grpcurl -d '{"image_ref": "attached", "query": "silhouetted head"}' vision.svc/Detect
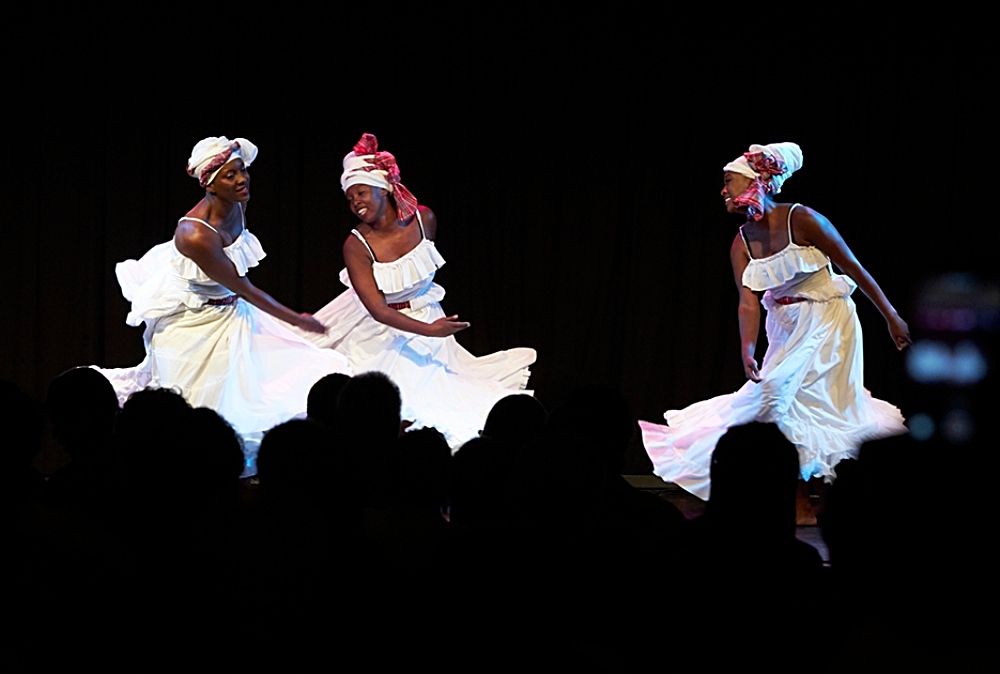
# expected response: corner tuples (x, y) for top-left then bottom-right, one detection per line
(706, 422), (799, 535)
(307, 372), (351, 429)
(46, 367), (119, 453)
(482, 394), (547, 449)
(337, 371), (402, 449)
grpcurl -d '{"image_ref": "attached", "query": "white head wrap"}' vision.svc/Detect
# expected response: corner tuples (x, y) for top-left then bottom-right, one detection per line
(186, 136), (259, 187)
(723, 142), (803, 194)
(341, 151), (392, 193)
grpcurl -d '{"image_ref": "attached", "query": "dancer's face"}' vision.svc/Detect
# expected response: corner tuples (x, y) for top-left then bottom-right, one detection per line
(209, 159), (250, 202)
(721, 171), (752, 213)
(346, 184), (389, 223)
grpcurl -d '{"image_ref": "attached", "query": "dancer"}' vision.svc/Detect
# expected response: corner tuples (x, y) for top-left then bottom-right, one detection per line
(96, 137), (351, 473)
(640, 142), (910, 499)
(301, 133), (536, 450)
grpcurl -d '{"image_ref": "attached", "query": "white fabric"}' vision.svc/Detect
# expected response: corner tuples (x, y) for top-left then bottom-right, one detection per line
(96, 226), (352, 474)
(640, 207), (905, 500)
(341, 152), (393, 193)
(723, 142), (803, 194)
(297, 224), (537, 450)
(722, 156), (759, 180)
(188, 136), (258, 186)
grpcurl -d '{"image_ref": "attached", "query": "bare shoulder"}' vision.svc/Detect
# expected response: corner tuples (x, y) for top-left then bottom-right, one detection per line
(730, 230), (749, 261)
(174, 218), (220, 257)
(418, 205), (438, 240)
(343, 229), (372, 262)
(790, 204), (838, 245)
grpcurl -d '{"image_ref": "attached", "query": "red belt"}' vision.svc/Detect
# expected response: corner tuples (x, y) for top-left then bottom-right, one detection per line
(387, 301), (411, 310)
(206, 295), (238, 306)
(774, 296), (807, 305)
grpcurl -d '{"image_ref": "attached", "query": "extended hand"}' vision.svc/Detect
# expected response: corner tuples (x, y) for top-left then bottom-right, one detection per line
(887, 314), (912, 351)
(743, 355), (762, 383)
(428, 315), (470, 337)
(299, 314), (327, 334)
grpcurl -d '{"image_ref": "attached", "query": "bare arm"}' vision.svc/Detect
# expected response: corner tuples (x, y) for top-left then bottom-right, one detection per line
(793, 207), (912, 350)
(418, 205), (438, 241)
(174, 221), (325, 333)
(343, 229), (469, 338)
(731, 233), (762, 382)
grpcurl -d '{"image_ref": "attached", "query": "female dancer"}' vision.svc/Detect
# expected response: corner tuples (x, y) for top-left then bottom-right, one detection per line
(303, 133), (536, 449)
(97, 137), (351, 473)
(640, 142), (910, 500)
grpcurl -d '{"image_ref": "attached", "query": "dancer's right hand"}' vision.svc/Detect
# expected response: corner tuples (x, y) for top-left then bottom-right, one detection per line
(428, 315), (470, 337)
(743, 355), (761, 383)
(298, 314), (327, 334)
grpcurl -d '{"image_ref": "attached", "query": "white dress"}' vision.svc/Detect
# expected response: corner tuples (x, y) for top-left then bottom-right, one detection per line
(300, 214), (536, 450)
(96, 215), (352, 474)
(639, 205), (906, 500)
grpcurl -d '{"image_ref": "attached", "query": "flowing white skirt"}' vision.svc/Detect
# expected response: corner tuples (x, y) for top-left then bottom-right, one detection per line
(301, 287), (536, 450)
(97, 299), (352, 474)
(640, 294), (906, 500)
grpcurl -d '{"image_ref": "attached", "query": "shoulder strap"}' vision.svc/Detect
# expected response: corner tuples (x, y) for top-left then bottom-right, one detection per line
(239, 203), (246, 233)
(415, 208), (426, 239)
(787, 203), (800, 244)
(350, 229), (378, 262)
(179, 216), (218, 234)
(738, 225), (753, 260)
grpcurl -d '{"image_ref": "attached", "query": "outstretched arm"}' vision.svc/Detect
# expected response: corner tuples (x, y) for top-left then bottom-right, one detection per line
(731, 233), (762, 382)
(174, 222), (326, 333)
(793, 207), (912, 350)
(342, 229), (469, 338)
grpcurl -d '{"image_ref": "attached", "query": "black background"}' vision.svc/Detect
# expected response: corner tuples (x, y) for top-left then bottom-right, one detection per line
(2, 20), (992, 471)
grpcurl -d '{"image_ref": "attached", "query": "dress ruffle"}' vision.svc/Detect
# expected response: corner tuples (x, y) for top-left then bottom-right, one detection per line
(339, 237), (446, 296)
(117, 231), (265, 326)
(742, 243), (831, 292)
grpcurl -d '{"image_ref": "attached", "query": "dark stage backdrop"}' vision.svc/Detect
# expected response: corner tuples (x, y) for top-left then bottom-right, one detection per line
(2, 27), (992, 472)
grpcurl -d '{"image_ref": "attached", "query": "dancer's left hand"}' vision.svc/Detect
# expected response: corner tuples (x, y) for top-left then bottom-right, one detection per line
(298, 314), (327, 334)
(887, 314), (912, 351)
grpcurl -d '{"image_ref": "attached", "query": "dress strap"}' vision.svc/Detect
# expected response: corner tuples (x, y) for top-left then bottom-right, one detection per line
(350, 229), (378, 262)
(787, 203), (800, 244)
(179, 216), (218, 234)
(738, 225), (753, 260)
(415, 208), (425, 240)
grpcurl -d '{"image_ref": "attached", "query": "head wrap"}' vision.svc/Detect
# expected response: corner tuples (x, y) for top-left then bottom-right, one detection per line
(723, 142), (803, 221)
(186, 137), (258, 188)
(340, 133), (418, 222)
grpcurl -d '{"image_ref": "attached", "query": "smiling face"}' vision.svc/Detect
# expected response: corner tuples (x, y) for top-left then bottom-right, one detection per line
(209, 158), (250, 202)
(721, 171), (754, 213)
(345, 183), (391, 223)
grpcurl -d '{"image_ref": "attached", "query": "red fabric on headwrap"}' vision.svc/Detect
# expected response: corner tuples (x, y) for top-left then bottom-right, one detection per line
(351, 134), (419, 222)
(733, 178), (768, 222)
(187, 140), (241, 187)
(733, 151), (789, 221)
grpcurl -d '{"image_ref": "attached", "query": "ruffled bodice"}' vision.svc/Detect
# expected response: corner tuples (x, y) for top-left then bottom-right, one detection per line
(742, 242), (829, 292)
(742, 241), (856, 311)
(338, 235), (447, 306)
(115, 230), (265, 327)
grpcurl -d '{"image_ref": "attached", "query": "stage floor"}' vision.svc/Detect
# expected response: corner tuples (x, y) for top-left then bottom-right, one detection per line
(625, 475), (830, 562)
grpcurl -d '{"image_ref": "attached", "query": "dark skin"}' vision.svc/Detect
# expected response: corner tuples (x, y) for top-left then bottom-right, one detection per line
(342, 183), (469, 338)
(722, 171), (911, 382)
(174, 158), (326, 333)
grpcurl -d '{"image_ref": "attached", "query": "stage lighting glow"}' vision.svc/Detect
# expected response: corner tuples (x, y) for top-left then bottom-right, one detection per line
(907, 413), (935, 441)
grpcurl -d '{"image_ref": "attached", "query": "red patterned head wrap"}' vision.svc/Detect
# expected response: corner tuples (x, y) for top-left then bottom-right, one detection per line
(724, 142), (803, 222)
(186, 136), (259, 187)
(340, 133), (419, 222)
